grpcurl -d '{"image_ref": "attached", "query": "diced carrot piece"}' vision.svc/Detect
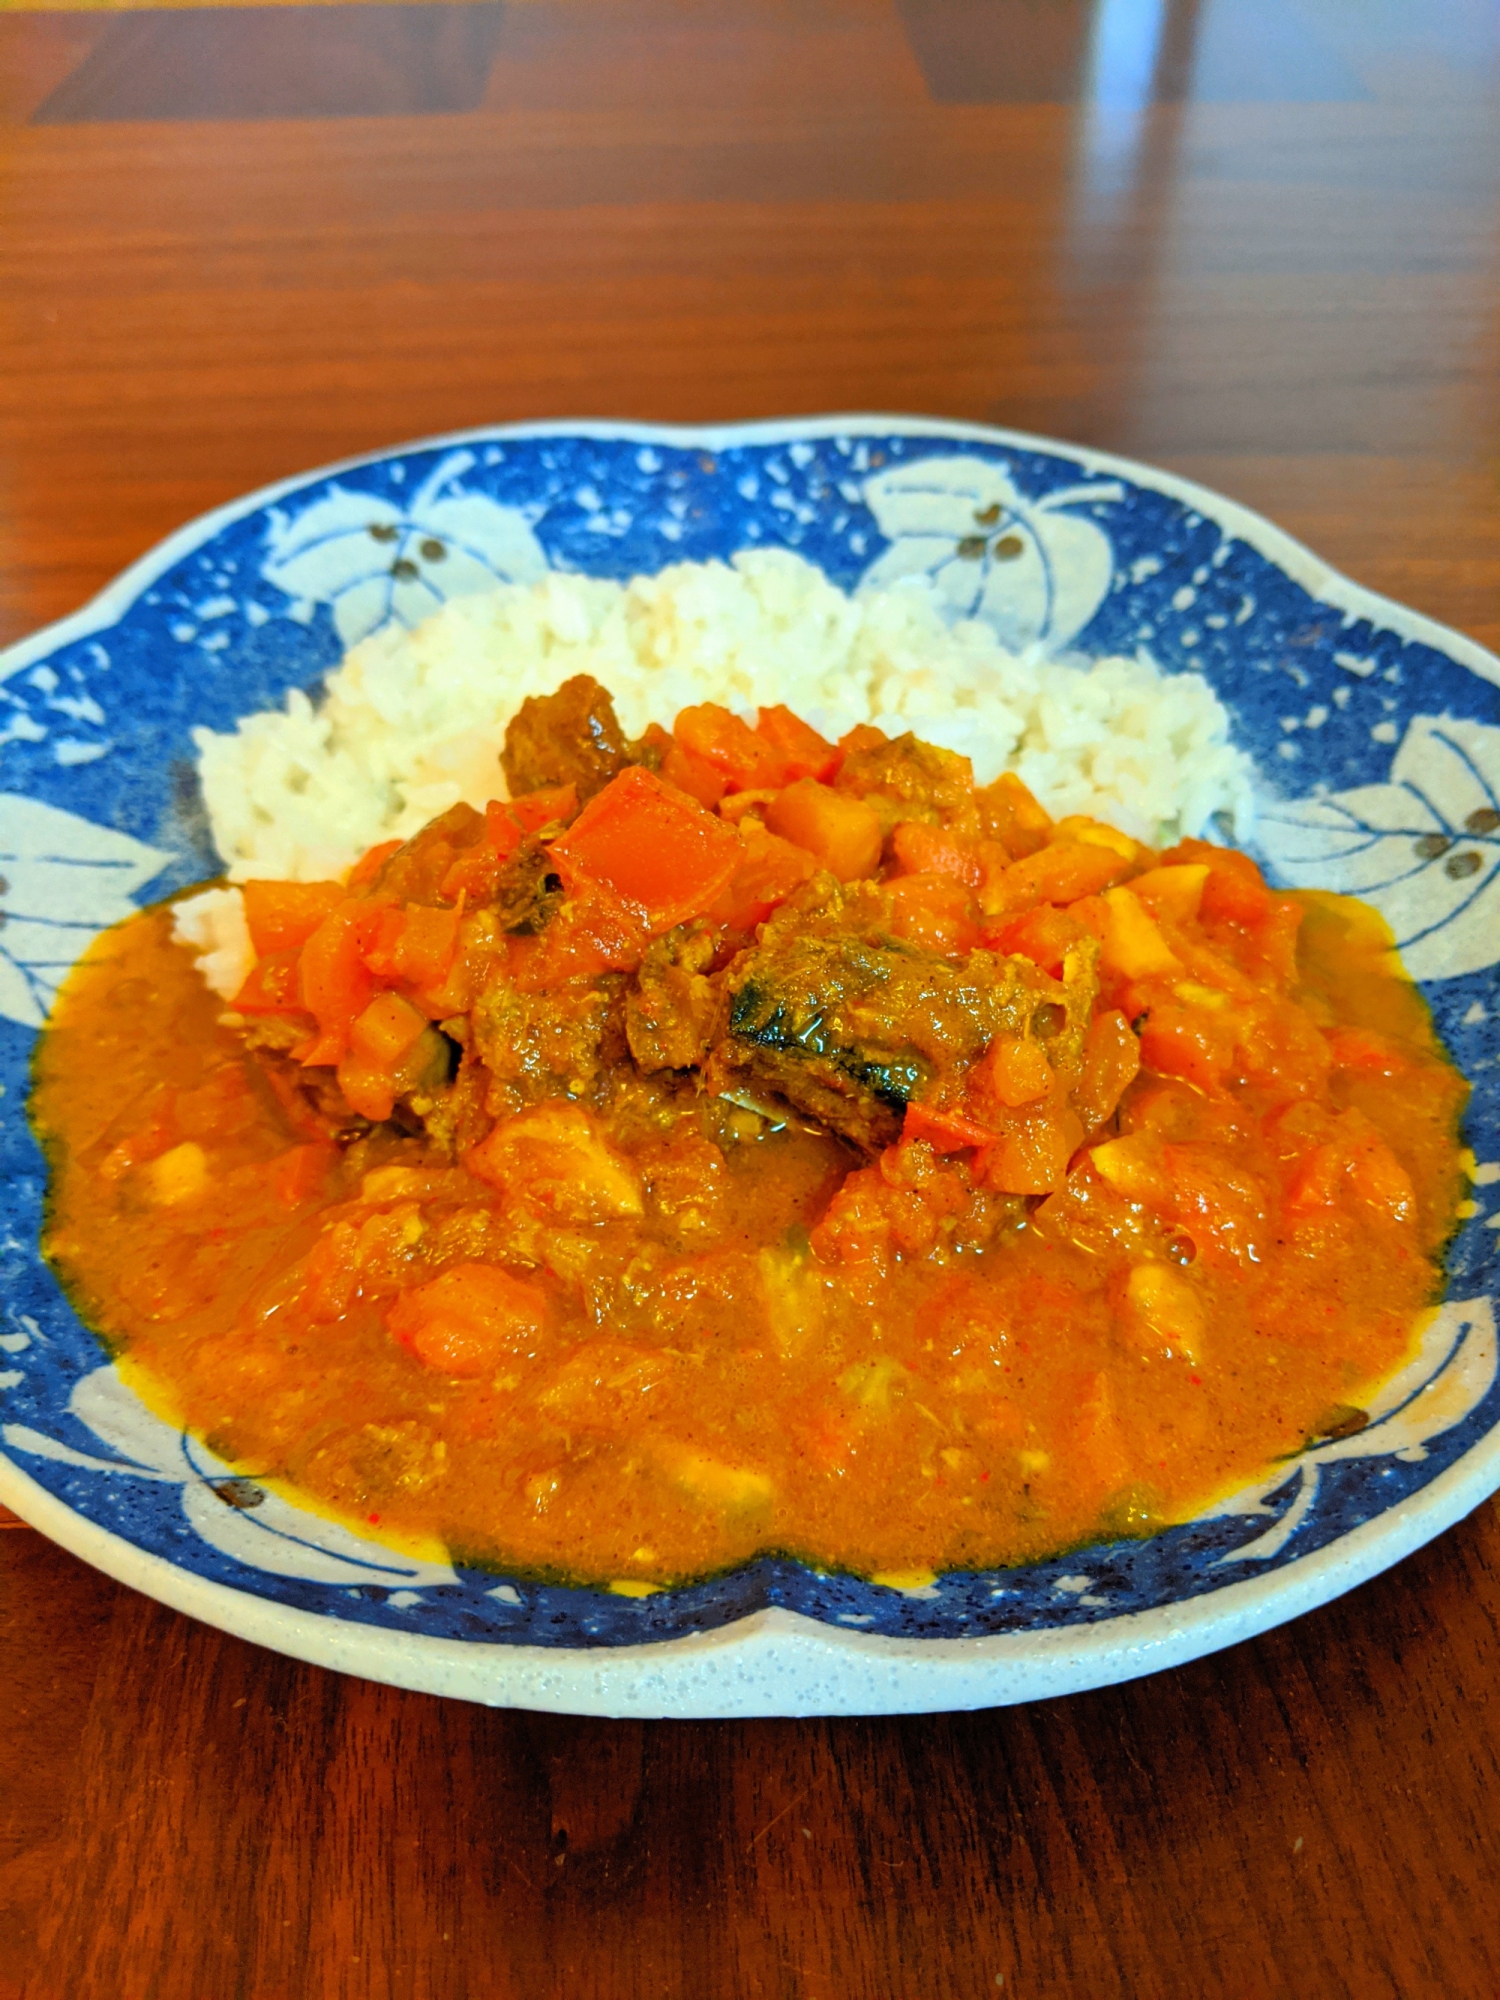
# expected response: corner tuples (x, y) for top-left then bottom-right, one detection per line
(347, 839), (404, 889)
(387, 1262), (550, 1376)
(297, 900), (385, 1065)
(988, 1036), (1054, 1107)
(978, 772), (1053, 859)
(988, 904), (1090, 977)
(995, 841), (1131, 914)
(890, 821), (982, 886)
(756, 705), (839, 782)
(675, 704), (790, 791)
(764, 779), (882, 881)
(1132, 863), (1210, 925)
(241, 879), (346, 957)
(882, 872), (980, 955)
(549, 766), (740, 934)
(231, 949), (309, 1018)
(349, 991), (429, 1069)
(903, 1102), (995, 1154)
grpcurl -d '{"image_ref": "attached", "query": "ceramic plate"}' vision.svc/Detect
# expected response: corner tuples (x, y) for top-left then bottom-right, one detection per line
(2, 417), (1497, 1717)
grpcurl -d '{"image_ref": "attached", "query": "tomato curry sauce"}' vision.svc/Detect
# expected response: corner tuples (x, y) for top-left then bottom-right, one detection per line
(32, 681), (1469, 1589)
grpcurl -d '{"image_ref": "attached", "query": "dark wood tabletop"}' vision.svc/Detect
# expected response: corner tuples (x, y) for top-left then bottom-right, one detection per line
(4, 3), (1500, 1995)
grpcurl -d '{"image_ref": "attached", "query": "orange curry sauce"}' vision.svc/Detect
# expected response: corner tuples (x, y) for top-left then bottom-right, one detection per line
(32, 689), (1469, 1588)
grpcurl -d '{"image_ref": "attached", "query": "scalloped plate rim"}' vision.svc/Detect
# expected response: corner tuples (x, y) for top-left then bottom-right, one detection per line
(3, 412), (1497, 694)
(3, 411), (1498, 1715)
(2, 1406), (1497, 1716)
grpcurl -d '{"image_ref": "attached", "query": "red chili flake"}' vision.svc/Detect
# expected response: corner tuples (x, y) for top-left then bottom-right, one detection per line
(979, 1471), (991, 1484)
(367, 1512), (381, 1525)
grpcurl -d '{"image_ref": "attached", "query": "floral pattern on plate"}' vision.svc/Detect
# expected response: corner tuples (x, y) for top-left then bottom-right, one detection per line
(1, 419), (1496, 1704)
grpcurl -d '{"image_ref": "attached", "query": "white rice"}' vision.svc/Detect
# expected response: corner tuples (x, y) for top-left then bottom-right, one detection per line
(179, 550), (1254, 996)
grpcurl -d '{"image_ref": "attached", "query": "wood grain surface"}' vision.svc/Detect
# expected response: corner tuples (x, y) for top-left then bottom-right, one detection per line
(3, 3), (1500, 1994)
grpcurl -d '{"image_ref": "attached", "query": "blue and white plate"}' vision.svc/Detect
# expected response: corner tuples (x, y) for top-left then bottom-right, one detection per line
(2, 417), (1497, 1716)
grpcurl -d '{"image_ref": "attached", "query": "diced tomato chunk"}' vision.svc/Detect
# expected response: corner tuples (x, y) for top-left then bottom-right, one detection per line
(674, 704), (791, 792)
(1325, 1026), (1411, 1076)
(1073, 1010), (1141, 1129)
(1169, 841), (1277, 930)
(387, 1262), (550, 1376)
(658, 738), (727, 807)
(978, 772), (1053, 858)
(708, 829), (818, 934)
(995, 841), (1130, 913)
(437, 800), (527, 902)
(363, 902), (462, 992)
(1137, 1001), (1233, 1092)
(508, 784), (578, 833)
(986, 1112), (1076, 1195)
(268, 1142), (335, 1208)
(346, 840), (403, 890)
(297, 899), (385, 1065)
(882, 872), (979, 955)
(231, 949), (308, 1018)
(241, 879), (345, 957)
(1283, 1142), (1344, 1217)
(549, 766), (740, 933)
(987, 1036), (1054, 1107)
(989, 903), (1090, 977)
(890, 821), (982, 886)
(756, 704), (838, 782)
(517, 872), (651, 987)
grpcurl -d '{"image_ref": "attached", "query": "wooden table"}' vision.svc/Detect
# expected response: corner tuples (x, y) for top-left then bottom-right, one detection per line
(4, 3), (1500, 1993)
